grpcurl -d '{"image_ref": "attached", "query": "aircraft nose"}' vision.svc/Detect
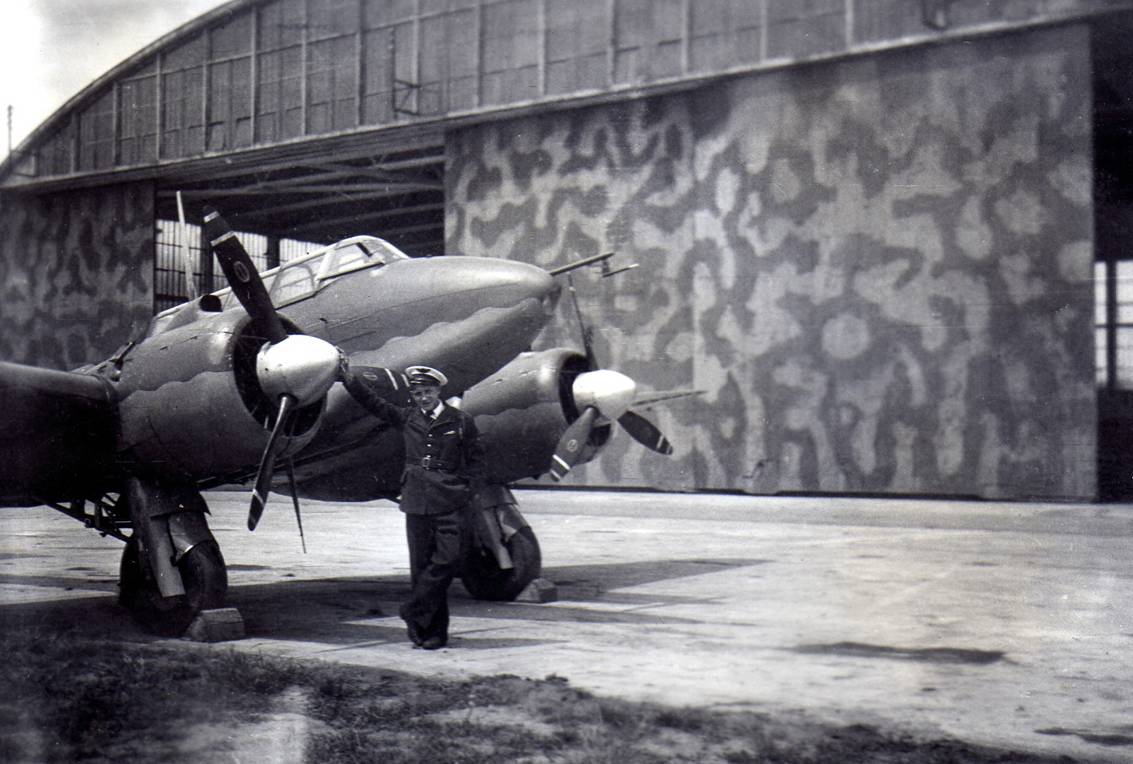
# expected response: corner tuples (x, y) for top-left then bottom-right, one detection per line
(435, 253), (559, 317)
(371, 256), (561, 386)
(454, 257), (560, 311)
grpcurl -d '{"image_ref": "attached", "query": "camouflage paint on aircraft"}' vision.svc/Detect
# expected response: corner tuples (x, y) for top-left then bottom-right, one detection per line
(0, 183), (155, 369)
(447, 25), (1096, 499)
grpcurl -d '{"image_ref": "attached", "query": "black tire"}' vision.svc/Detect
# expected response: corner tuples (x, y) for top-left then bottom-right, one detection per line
(118, 536), (147, 610)
(461, 525), (542, 601)
(119, 537), (227, 636)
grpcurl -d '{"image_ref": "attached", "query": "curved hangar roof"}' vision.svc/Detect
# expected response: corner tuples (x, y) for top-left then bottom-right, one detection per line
(2, 0), (1127, 242)
(0, 0), (772, 242)
(3, 0), (770, 193)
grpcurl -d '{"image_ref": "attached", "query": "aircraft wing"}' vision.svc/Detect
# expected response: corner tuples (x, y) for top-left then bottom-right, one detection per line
(0, 361), (117, 506)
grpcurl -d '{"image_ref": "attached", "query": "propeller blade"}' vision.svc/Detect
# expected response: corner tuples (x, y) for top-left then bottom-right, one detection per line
(550, 406), (598, 481)
(249, 394), (297, 531)
(176, 191), (197, 300)
(567, 274), (598, 369)
(286, 459), (307, 554)
(201, 205), (288, 344)
(618, 410), (674, 455)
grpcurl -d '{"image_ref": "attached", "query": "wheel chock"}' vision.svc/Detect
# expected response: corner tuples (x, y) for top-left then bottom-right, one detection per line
(515, 578), (558, 603)
(184, 607), (245, 642)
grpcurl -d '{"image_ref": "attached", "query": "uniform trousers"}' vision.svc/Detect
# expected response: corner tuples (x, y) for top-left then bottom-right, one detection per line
(399, 509), (463, 643)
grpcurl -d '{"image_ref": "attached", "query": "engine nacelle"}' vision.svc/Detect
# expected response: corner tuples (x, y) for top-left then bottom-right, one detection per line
(462, 348), (610, 483)
(114, 309), (322, 482)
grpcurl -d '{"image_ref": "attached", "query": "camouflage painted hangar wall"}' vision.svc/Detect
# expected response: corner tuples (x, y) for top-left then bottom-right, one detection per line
(447, 24), (1096, 500)
(0, 184), (155, 370)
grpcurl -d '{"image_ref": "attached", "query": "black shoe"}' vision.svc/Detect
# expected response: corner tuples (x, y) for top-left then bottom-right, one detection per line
(421, 636), (447, 650)
(403, 619), (424, 646)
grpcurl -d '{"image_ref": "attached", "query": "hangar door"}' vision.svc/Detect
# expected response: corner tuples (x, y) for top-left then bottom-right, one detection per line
(1094, 14), (1133, 499)
(149, 142), (446, 312)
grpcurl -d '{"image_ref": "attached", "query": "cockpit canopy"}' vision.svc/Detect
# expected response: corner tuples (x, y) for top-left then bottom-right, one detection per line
(312, 236), (411, 281)
(263, 235), (410, 306)
(154, 234), (411, 328)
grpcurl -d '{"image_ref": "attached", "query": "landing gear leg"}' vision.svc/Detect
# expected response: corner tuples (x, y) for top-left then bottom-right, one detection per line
(461, 485), (542, 601)
(119, 478), (228, 636)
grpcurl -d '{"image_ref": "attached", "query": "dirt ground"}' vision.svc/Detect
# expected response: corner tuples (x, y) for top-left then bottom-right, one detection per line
(0, 628), (1082, 763)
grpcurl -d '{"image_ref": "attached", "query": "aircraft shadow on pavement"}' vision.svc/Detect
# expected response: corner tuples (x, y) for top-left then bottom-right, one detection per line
(250, 556), (770, 640)
(0, 571), (119, 591)
(0, 557), (768, 647)
(544, 557), (771, 600)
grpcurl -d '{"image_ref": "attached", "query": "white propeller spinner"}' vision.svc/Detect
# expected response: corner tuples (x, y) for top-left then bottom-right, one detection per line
(256, 334), (341, 406)
(572, 369), (636, 420)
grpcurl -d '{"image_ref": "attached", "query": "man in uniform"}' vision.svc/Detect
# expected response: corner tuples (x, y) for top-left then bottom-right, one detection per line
(338, 358), (484, 650)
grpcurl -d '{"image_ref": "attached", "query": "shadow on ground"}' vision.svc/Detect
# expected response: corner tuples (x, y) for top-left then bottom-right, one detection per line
(0, 557), (768, 646)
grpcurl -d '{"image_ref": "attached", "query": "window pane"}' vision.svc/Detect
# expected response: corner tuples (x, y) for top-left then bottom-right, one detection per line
(1116, 326), (1133, 388)
(1118, 260), (1133, 324)
(1097, 327), (1107, 386)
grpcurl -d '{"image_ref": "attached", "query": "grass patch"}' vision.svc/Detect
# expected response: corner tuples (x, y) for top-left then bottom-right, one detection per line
(0, 627), (1072, 763)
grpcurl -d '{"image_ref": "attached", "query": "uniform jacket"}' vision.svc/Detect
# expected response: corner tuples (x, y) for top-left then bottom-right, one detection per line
(343, 368), (485, 515)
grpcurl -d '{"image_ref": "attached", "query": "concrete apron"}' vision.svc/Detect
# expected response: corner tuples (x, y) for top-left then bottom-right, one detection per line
(2, 489), (1131, 761)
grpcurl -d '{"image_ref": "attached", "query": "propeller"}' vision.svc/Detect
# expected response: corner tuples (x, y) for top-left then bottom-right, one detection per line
(249, 393), (297, 531)
(550, 406), (598, 481)
(203, 207), (288, 345)
(202, 205), (340, 530)
(550, 277), (674, 481)
(567, 274), (597, 369)
(617, 410), (673, 455)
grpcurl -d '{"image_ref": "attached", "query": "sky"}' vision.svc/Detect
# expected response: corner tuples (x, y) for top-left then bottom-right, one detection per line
(1, 0), (231, 151)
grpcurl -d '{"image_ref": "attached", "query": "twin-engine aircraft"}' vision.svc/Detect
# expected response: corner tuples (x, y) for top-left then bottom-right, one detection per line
(0, 206), (674, 634)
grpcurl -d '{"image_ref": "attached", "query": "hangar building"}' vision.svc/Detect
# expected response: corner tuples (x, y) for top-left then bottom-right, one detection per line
(2, 0), (1132, 501)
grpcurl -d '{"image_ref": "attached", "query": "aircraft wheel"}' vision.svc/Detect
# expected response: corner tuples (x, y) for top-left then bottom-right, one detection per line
(461, 526), (542, 601)
(119, 537), (227, 636)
